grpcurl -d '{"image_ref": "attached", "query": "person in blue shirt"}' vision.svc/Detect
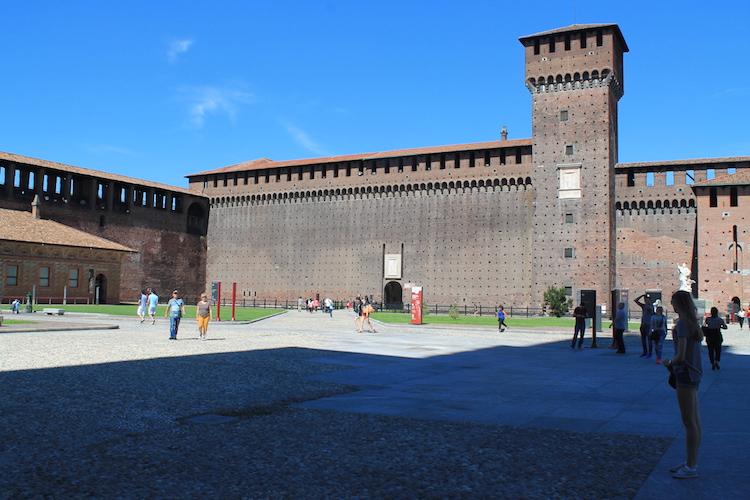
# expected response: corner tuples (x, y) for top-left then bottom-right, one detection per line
(147, 288), (159, 325)
(497, 305), (508, 332)
(165, 290), (186, 340)
(612, 302), (628, 353)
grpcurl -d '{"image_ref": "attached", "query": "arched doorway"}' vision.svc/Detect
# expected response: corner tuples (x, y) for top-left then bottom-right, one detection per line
(95, 274), (108, 304)
(384, 281), (403, 307)
(731, 296), (741, 314)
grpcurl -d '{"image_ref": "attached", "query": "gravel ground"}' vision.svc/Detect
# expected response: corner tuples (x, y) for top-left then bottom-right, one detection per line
(0, 312), (679, 499)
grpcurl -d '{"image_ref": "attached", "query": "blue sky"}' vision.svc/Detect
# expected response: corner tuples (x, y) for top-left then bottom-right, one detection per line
(1, 0), (748, 188)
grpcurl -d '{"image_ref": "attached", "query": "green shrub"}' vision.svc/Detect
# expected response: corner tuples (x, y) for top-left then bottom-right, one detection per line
(543, 286), (573, 317)
(448, 302), (459, 320)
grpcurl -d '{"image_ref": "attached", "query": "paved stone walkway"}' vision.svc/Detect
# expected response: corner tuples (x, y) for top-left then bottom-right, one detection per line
(1, 308), (748, 498)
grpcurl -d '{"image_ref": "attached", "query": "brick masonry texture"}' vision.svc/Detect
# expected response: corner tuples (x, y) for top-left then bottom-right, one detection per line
(207, 185), (533, 306)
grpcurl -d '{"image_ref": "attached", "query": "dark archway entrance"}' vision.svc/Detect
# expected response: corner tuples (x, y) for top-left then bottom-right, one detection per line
(384, 281), (403, 308)
(731, 296), (741, 314)
(95, 274), (108, 304)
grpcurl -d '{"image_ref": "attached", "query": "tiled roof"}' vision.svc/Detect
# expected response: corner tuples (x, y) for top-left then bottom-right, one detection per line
(186, 139), (533, 177)
(0, 151), (206, 198)
(693, 170), (750, 187)
(0, 208), (135, 252)
(617, 157), (750, 169)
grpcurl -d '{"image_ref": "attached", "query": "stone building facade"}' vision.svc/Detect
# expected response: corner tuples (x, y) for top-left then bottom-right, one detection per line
(187, 23), (750, 310)
(1, 207), (133, 304)
(0, 152), (209, 303)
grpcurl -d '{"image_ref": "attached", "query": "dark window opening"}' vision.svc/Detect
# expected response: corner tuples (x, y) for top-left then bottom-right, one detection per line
(731, 186), (738, 207)
(549, 37), (556, 53)
(709, 188), (718, 207)
(627, 168), (635, 187)
(580, 32), (587, 49)
(564, 34), (571, 50)
(596, 29), (603, 46)
(500, 150), (506, 165)
(534, 39), (540, 55)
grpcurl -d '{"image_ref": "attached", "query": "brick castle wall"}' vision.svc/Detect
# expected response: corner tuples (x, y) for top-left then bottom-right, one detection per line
(206, 184), (533, 307)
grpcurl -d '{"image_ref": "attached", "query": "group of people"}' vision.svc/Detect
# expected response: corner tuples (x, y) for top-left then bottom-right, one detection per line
(136, 289), (213, 341)
(297, 297), (335, 316)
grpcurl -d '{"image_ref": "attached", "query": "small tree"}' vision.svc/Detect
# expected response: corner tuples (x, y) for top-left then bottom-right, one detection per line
(422, 301), (430, 317)
(448, 302), (459, 320)
(543, 286), (573, 317)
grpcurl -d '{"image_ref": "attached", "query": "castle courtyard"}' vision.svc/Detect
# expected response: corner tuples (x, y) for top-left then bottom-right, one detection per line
(1, 311), (748, 498)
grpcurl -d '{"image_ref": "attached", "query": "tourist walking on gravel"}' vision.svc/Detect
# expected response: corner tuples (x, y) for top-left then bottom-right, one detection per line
(137, 290), (148, 323)
(147, 288), (159, 324)
(634, 294), (655, 358)
(196, 293), (212, 340)
(165, 290), (186, 340)
(650, 306), (668, 363)
(353, 295), (363, 331)
(497, 305), (508, 332)
(736, 306), (745, 329)
(361, 297), (376, 333)
(663, 290), (703, 479)
(703, 307), (727, 370)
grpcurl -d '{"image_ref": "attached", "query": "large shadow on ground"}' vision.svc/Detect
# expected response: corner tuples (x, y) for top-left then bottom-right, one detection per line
(1, 335), (747, 499)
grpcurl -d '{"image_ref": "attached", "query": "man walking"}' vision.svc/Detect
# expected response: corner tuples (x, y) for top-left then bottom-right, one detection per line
(147, 288), (159, 325)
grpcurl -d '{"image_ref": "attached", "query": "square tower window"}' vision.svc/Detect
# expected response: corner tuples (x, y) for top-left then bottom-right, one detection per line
(565, 145), (574, 155)
(565, 213), (574, 223)
(560, 110), (569, 121)
(564, 286), (573, 296)
(564, 248), (574, 258)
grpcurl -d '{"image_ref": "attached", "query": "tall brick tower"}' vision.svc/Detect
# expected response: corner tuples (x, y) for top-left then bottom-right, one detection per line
(519, 24), (628, 308)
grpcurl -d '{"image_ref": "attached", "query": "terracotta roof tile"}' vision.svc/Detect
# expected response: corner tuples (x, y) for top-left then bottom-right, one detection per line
(693, 170), (750, 187)
(186, 139), (533, 177)
(0, 208), (135, 252)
